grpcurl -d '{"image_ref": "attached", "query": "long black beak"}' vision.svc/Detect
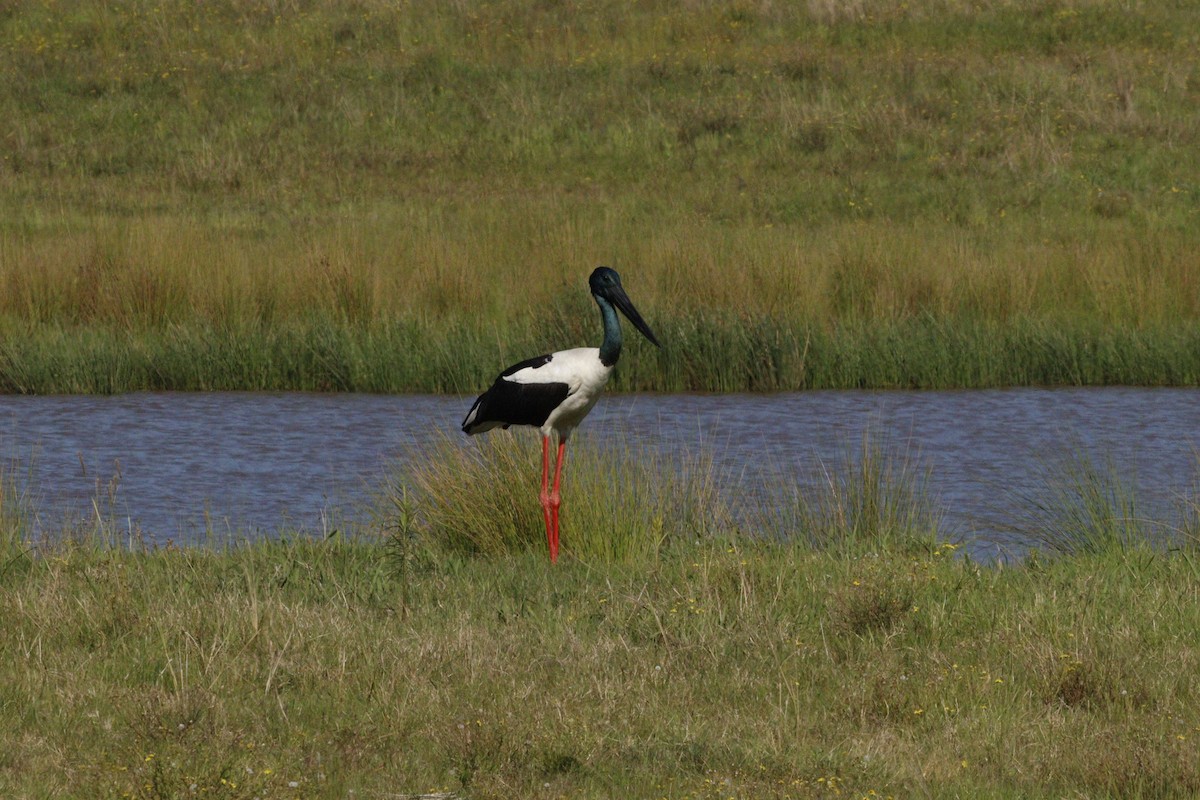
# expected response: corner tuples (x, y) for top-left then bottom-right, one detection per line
(609, 284), (661, 348)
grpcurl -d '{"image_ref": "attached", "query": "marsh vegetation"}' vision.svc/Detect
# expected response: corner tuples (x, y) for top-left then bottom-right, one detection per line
(2, 0), (1198, 391)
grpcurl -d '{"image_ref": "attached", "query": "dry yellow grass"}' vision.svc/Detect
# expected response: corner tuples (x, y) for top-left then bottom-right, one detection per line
(3, 209), (1195, 331)
(0, 0), (1196, 390)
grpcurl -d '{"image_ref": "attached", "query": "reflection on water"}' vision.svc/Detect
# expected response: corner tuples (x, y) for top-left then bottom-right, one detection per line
(0, 389), (1196, 559)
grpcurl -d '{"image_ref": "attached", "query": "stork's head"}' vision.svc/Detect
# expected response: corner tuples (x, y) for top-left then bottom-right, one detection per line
(589, 267), (661, 347)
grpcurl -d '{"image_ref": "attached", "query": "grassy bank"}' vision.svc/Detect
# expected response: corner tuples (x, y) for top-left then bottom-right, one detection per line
(4, 433), (1200, 797)
(1, 1), (1198, 392)
(4, 534), (1200, 798)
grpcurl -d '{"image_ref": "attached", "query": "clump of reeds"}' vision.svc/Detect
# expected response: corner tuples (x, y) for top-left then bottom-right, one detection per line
(1001, 451), (1155, 557)
(388, 431), (731, 564)
(780, 428), (942, 554)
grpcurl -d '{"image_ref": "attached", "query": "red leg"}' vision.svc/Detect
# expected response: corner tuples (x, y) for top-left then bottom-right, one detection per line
(549, 438), (566, 562)
(538, 436), (555, 562)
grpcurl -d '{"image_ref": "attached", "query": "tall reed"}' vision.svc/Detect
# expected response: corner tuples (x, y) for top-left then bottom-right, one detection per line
(1, 315), (1198, 394)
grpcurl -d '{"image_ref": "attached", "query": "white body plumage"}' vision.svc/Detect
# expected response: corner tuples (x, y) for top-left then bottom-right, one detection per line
(461, 347), (613, 441)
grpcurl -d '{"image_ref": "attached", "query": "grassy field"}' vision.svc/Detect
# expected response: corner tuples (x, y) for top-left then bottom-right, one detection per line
(1, 0), (1198, 391)
(3, 457), (1200, 798)
(4, 433), (1200, 798)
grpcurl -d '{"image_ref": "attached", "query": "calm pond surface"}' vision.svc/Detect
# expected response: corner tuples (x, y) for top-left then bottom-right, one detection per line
(1, 388), (1197, 560)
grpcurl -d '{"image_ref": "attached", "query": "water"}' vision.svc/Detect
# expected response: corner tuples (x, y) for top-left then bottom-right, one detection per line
(1, 389), (1196, 559)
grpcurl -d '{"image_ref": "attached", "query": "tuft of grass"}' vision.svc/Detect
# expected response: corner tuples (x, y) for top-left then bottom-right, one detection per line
(782, 427), (942, 554)
(395, 432), (731, 564)
(826, 567), (917, 641)
(1002, 451), (1157, 556)
(0, 460), (35, 581)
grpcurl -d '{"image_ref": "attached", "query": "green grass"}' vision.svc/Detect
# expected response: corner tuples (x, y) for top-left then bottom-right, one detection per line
(4, 533), (1200, 797)
(1, 315), (1198, 394)
(998, 448), (1200, 557)
(4, 437), (1200, 797)
(1, 1), (1198, 392)
(781, 427), (942, 553)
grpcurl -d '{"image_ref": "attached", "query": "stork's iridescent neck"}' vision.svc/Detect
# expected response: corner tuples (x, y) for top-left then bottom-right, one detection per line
(587, 265), (660, 367)
(596, 293), (622, 367)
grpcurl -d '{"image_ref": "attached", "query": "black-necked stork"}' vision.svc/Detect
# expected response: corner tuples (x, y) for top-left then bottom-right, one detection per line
(462, 266), (661, 563)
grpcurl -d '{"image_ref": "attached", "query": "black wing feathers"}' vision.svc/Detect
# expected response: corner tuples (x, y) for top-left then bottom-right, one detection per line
(462, 353), (571, 434)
